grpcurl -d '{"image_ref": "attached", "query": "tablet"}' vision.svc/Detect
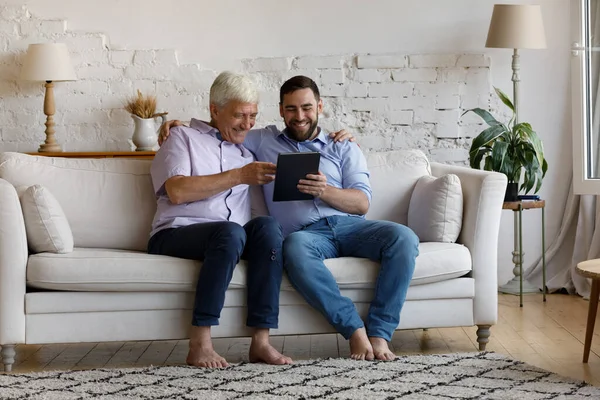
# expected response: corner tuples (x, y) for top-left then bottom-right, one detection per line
(273, 152), (321, 202)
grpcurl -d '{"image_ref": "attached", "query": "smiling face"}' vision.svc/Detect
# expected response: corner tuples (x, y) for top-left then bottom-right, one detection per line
(279, 88), (323, 142)
(210, 100), (258, 144)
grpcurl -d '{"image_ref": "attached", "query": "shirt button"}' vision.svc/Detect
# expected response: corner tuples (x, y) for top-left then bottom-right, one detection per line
(271, 255), (276, 261)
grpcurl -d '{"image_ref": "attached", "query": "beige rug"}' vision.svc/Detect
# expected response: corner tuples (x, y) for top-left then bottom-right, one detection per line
(0, 352), (599, 399)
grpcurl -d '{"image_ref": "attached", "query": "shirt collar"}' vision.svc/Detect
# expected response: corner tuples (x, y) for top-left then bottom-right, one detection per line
(189, 118), (223, 141)
(280, 126), (328, 144)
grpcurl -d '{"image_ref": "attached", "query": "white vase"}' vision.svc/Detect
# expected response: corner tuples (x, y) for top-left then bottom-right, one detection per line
(131, 114), (166, 151)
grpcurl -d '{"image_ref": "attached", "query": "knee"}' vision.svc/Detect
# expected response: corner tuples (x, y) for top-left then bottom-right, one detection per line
(283, 232), (311, 260)
(253, 216), (283, 237)
(387, 224), (419, 255)
(214, 222), (247, 253)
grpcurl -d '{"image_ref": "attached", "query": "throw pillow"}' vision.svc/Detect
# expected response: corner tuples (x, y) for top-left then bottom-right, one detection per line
(20, 184), (74, 253)
(407, 174), (463, 243)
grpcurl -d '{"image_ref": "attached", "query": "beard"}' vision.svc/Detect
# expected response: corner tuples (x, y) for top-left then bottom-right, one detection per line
(284, 116), (319, 141)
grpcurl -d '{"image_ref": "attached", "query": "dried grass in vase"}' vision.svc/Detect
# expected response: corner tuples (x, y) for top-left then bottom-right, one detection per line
(123, 90), (166, 119)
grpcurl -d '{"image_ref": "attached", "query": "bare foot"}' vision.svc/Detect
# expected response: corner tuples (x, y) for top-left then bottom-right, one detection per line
(249, 342), (293, 365)
(186, 344), (229, 368)
(369, 337), (395, 361)
(349, 328), (374, 361)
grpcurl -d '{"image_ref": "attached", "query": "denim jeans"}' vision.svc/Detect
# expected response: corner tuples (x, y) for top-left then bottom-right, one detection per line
(148, 216), (283, 329)
(283, 215), (419, 341)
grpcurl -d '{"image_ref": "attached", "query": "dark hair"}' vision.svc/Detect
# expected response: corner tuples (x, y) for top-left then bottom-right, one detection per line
(279, 75), (320, 104)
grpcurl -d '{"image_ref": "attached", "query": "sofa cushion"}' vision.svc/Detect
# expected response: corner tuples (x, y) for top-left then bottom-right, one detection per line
(26, 243), (471, 292)
(0, 152), (155, 252)
(364, 149), (431, 225)
(20, 184), (74, 254)
(407, 174), (463, 242)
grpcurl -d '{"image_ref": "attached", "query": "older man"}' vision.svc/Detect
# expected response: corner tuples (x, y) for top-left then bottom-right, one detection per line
(148, 71), (290, 368)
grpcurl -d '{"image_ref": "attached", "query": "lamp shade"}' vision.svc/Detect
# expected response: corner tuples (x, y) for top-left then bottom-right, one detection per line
(485, 4), (547, 49)
(20, 43), (77, 82)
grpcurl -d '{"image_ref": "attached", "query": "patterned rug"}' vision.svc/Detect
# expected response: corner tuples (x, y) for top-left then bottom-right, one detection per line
(1, 352), (599, 399)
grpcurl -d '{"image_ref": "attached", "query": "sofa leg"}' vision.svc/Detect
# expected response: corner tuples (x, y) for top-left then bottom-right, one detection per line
(476, 325), (491, 351)
(1, 345), (15, 372)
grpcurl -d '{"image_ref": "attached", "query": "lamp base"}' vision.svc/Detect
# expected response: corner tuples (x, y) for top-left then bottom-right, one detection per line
(38, 143), (62, 152)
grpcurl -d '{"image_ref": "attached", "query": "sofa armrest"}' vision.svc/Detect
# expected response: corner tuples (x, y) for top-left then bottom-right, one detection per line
(0, 179), (27, 345)
(430, 163), (507, 325)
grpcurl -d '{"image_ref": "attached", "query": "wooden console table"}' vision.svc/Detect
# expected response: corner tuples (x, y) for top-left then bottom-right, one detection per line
(26, 151), (156, 160)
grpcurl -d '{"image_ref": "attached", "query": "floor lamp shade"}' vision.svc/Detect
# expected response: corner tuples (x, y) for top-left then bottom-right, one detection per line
(485, 4), (547, 49)
(19, 43), (77, 153)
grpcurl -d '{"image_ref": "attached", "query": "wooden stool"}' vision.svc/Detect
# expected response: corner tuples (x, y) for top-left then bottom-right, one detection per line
(576, 259), (600, 363)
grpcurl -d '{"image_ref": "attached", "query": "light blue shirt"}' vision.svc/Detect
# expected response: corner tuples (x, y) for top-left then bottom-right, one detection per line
(150, 119), (254, 237)
(244, 125), (371, 236)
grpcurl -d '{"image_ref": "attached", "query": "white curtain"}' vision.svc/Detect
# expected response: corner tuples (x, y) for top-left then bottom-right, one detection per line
(524, 1), (600, 299)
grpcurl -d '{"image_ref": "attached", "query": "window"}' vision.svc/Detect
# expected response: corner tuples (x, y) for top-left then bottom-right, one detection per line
(573, 0), (600, 194)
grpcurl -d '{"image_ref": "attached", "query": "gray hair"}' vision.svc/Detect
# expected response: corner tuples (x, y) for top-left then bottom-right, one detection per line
(209, 71), (259, 108)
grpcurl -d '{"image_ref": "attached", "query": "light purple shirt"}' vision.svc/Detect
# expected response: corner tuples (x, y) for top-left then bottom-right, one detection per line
(149, 119), (254, 237)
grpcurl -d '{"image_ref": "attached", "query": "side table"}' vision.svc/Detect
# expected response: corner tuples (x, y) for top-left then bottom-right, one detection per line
(575, 259), (600, 363)
(25, 151), (156, 160)
(499, 200), (547, 307)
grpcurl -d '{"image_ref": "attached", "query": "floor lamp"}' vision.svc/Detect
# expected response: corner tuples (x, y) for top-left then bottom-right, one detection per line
(20, 43), (77, 152)
(485, 5), (547, 295)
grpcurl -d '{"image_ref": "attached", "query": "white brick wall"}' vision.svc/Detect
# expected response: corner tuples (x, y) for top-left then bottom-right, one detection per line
(0, 5), (501, 161)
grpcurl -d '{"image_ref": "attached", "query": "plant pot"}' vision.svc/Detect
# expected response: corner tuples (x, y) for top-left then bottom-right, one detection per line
(504, 182), (519, 202)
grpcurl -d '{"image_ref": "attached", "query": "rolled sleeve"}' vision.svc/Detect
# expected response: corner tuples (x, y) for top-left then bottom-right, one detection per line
(150, 127), (191, 195)
(341, 143), (372, 203)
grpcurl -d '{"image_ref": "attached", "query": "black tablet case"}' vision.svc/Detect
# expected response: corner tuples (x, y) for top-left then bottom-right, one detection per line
(273, 152), (321, 202)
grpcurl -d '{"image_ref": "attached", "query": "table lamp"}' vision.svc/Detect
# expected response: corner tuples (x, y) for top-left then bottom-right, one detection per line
(486, 5), (547, 296)
(20, 43), (77, 152)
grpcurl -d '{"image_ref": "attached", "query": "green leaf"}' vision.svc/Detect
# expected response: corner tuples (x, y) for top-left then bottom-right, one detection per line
(469, 148), (488, 169)
(494, 87), (515, 112)
(491, 141), (509, 172)
(462, 108), (501, 127)
(469, 124), (507, 156)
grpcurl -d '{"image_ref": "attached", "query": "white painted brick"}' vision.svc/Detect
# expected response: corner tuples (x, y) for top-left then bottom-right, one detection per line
(110, 50), (135, 67)
(132, 80), (157, 93)
(61, 109), (109, 124)
(65, 81), (110, 95)
(392, 68), (437, 82)
(258, 91), (280, 105)
(60, 34), (107, 52)
(0, 63), (20, 80)
(356, 55), (407, 69)
(0, 5), (29, 20)
(414, 83), (461, 97)
(436, 95), (460, 109)
(0, 22), (17, 35)
(62, 94), (102, 110)
(72, 50), (109, 66)
(414, 108), (436, 124)
(434, 124), (460, 138)
(109, 109), (134, 126)
(282, 69), (321, 85)
(3, 126), (31, 141)
(457, 54), (491, 67)
(356, 134), (392, 151)
(345, 83), (368, 98)
(347, 98), (388, 112)
(439, 68), (468, 83)
(385, 111), (413, 125)
(109, 80), (133, 94)
(21, 20), (66, 36)
(296, 56), (341, 69)
(460, 124), (486, 138)
(13, 111), (41, 126)
(171, 66), (216, 87)
(388, 96), (435, 110)
(124, 64), (175, 80)
(259, 105), (282, 121)
(0, 80), (17, 96)
(355, 69), (389, 83)
(246, 57), (291, 72)
(436, 110), (460, 125)
(320, 69), (344, 84)
(77, 65), (123, 80)
(369, 83), (413, 98)
(460, 110), (487, 124)
(3, 96), (41, 112)
(133, 50), (155, 66)
(154, 50), (178, 65)
(461, 93), (491, 110)
(409, 54), (458, 68)
(465, 68), (491, 93)
(429, 147), (469, 161)
(321, 84), (344, 97)
(101, 94), (126, 109)
(162, 94), (200, 110)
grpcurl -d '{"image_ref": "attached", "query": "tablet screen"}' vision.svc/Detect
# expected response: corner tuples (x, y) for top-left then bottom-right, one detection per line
(273, 152), (321, 202)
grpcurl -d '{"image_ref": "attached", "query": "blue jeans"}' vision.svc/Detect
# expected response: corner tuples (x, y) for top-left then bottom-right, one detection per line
(148, 216), (283, 329)
(283, 215), (419, 341)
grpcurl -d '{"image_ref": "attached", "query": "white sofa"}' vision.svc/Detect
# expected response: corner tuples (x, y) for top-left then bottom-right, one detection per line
(0, 150), (506, 372)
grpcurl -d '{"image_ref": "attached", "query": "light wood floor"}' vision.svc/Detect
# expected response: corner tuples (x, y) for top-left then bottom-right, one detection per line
(6, 293), (600, 387)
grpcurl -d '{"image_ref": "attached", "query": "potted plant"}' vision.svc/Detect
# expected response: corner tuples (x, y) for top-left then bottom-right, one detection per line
(123, 90), (167, 151)
(462, 87), (548, 201)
